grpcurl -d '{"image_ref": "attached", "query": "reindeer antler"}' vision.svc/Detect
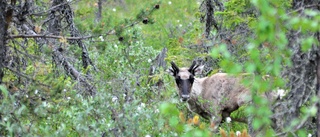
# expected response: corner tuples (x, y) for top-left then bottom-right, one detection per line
(170, 61), (180, 75)
(188, 61), (199, 75)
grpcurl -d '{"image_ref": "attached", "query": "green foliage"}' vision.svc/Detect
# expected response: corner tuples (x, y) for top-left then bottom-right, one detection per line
(210, 0), (319, 136)
(1, 0), (319, 136)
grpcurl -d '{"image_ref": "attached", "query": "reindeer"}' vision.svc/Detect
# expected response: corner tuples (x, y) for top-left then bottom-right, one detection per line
(169, 61), (277, 130)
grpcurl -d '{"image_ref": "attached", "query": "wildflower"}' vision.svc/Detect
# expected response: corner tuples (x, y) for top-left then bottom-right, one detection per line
(112, 96), (118, 102)
(199, 123), (206, 129)
(242, 129), (248, 137)
(99, 36), (104, 41)
(148, 59), (152, 63)
(35, 89), (38, 94)
(43, 101), (47, 107)
(187, 118), (193, 124)
(230, 131), (235, 137)
(193, 115), (200, 125)
(236, 131), (241, 137)
(154, 109), (159, 113)
(308, 133), (312, 137)
(168, 1), (172, 5)
(179, 112), (185, 122)
(145, 135), (151, 137)
(277, 89), (286, 99)
(226, 117), (232, 123)
(140, 103), (145, 108)
(112, 8), (116, 12)
(67, 97), (71, 100)
(220, 129), (227, 137)
(137, 106), (142, 111)
(210, 121), (215, 130)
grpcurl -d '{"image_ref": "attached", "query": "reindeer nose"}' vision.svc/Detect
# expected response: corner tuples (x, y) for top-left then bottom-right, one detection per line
(181, 95), (190, 101)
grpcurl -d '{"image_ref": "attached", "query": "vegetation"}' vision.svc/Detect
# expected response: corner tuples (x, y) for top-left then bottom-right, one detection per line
(0, 0), (319, 136)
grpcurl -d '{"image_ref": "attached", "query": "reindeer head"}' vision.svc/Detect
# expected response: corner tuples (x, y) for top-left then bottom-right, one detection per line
(169, 61), (204, 101)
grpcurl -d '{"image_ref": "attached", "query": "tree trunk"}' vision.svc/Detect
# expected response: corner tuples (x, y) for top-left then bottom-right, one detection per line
(0, 1), (7, 84)
(272, 0), (319, 135)
(0, 0), (14, 84)
(316, 54), (320, 137)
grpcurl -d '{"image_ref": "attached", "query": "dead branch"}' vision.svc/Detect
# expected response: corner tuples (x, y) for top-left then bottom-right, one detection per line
(52, 49), (96, 96)
(8, 34), (93, 40)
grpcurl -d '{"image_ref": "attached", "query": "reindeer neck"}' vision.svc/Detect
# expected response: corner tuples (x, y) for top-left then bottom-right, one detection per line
(191, 77), (206, 97)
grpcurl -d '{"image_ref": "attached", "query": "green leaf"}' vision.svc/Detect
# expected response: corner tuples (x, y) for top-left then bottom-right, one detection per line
(0, 85), (8, 98)
(301, 37), (314, 52)
(169, 116), (179, 127)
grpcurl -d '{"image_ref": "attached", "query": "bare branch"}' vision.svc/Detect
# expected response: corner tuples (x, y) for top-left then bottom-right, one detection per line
(8, 34), (93, 40)
(53, 49), (96, 96)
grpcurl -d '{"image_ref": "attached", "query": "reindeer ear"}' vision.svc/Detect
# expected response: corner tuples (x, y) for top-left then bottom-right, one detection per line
(168, 67), (175, 76)
(189, 61), (204, 75)
(194, 65), (204, 75)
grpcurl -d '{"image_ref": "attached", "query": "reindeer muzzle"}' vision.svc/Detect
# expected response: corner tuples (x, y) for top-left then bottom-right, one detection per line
(181, 94), (190, 101)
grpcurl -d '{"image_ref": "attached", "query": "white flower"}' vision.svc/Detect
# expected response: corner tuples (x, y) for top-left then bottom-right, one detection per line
(168, 1), (172, 5)
(211, 116), (216, 121)
(67, 97), (71, 100)
(99, 36), (104, 41)
(43, 102), (47, 107)
(112, 8), (116, 12)
(236, 131), (241, 136)
(308, 133), (312, 137)
(112, 96), (118, 102)
(140, 103), (145, 108)
(145, 135), (151, 137)
(137, 106), (141, 111)
(179, 24), (182, 27)
(25, 95), (28, 98)
(226, 117), (232, 123)
(154, 109), (159, 113)
(35, 89), (38, 94)
(114, 44), (118, 49)
(63, 89), (67, 92)
(177, 20), (180, 23)
(277, 89), (286, 99)
(148, 59), (152, 63)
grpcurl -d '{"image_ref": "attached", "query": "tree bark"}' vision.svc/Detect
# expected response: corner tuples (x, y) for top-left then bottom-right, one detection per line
(316, 53), (320, 137)
(0, 1), (7, 84)
(272, 0), (320, 135)
(0, 0), (15, 84)
(47, 0), (97, 95)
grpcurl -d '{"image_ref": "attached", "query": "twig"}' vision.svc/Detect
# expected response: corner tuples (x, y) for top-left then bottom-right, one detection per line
(8, 34), (93, 40)
(8, 29), (116, 40)
(286, 4), (320, 15)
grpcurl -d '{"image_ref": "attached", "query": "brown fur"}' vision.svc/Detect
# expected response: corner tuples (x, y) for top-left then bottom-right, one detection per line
(190, 73), (250, 125)
(169, 62), (278, 130)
